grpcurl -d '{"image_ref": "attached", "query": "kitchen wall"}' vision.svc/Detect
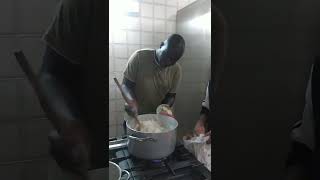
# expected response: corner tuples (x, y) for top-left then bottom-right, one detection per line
(109, 0), (198, 137)
(0, 0), (57, 179)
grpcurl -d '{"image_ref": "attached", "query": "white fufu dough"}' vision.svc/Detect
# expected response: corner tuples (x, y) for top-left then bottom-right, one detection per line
(136, 119), (166, 133)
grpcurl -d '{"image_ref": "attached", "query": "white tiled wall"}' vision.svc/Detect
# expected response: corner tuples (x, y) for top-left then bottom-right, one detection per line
(109, 0), (198, 137)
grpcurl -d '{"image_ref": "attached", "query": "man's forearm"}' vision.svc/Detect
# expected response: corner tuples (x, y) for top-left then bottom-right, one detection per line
(161, 93), (176, 107)
(121, 78), (137, 102)
(39, 46), (84, 133)
(198, 106), (209, 128)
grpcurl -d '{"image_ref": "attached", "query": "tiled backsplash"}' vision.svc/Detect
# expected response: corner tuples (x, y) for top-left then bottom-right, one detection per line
(109, 0), (197, 137)
(0, 0), (57, 179)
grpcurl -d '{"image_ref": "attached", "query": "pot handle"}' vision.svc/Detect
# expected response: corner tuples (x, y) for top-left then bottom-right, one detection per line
(128, 135), (156, 142)
(121, 169), (130, 180)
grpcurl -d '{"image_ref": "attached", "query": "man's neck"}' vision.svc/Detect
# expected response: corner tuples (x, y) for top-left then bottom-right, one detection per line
(154, 49), (161, 66)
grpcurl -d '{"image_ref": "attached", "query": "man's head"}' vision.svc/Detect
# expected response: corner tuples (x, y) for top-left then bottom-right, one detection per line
(156, 34), (185, 68)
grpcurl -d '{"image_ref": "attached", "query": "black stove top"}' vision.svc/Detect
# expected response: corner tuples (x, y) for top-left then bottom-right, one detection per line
(109, 136), (211, 180)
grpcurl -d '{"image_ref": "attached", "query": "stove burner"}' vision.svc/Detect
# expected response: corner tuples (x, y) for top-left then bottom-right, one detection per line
(109, 136), (211, 180)
(152, 160), (162, 163)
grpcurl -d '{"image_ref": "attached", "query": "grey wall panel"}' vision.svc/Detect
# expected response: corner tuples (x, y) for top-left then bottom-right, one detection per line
(175, 0), (211, 139)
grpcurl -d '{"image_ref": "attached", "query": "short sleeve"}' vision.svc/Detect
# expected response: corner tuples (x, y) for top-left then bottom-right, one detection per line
(169, 63), (182, 93)
(43, 0), (91, 64)
(123, 51), (140, 83)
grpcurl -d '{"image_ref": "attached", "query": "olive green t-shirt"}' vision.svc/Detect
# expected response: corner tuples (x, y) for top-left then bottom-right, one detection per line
(124, 49), (182, 114)
(43, 0), (91, 64)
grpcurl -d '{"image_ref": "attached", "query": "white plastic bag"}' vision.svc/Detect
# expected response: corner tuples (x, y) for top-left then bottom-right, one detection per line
(183, 134), (211, 171)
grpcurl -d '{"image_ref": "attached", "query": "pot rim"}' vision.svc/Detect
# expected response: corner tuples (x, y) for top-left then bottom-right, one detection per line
(109, 161), (121, 178)
(126, 114), (178, 134)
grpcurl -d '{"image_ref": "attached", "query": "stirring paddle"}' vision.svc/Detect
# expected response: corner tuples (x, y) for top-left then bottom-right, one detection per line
(113, 78), (141, 130)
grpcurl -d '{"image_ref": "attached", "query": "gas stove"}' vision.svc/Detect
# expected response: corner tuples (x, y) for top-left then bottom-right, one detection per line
(109, 136), (211, 180)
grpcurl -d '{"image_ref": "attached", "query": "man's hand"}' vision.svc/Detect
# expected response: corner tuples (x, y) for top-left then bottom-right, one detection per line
(194, 114), (211, 144)
(49, 122), (90, 178)
(124, 101), (138, 117)
(194, 119), (206, 135)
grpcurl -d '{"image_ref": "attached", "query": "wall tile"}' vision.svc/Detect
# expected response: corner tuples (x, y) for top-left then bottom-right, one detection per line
(114, 45), (128, 58)
(155, 0), (166, 5)
(116, 124), (124, 136)
(167, 0), (178, 6)
(115, 58), (128, 72)
(109, 57), (114, 72)
(114, 72), (124, 83)
(127, 31), (140, 44)
(0, 123), (21, 162)
(18, 79), (45, 118)
(166, 21), (176, 33)
(0, 38), (23, 77)
(154, 19), (166, 32)
(154, 33), (166, 45)
(142, 0), (153, 3)
(141, 32), (153, 45)
(109, 125), (117, 137)
(0, 80), (19, 120)
(115, 112), (124, 125)
(16, 0), (57, 33)
(109, 44), (113, 56)
(109, 112), (117, 125)
(178, 0), (189, 9)
(17, 37), (45, 73)
(154, 5), (166, 19)
(141, 18), (153, 32)
(188, 0), (197, 4)
(166, 7), (177, 20)
(20, 118), (51, 159)
(141, 3), (153, 18)
(126, 17), (140, 30)
(109, 85), (116, 100)
(112, 30), (127, 44)
(0, 164), (22, 180)
(109, 30), (113, 43)
(0, 0), (14, 33)
(109, 100), (116, 113)
(115, 99), (125, 112)
(21, 159), (48, 180)
(128, 45), (141, 57)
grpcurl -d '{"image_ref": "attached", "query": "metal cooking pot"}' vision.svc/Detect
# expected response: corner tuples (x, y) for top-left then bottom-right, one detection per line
(126, 114), (178, 160)
(109, 161), (130, 180)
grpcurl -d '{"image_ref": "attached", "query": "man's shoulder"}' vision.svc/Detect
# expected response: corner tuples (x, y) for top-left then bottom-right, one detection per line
(171, 62), (182, 73)
(135, 48), (155, 55)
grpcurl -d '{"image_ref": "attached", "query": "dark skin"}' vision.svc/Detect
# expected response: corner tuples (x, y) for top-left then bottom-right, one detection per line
(122, 35), (185, 117)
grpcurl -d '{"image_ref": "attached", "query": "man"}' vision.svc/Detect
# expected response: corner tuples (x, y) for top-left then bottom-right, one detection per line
(36, 0), (106, 179)
(121, 34), (185, 119)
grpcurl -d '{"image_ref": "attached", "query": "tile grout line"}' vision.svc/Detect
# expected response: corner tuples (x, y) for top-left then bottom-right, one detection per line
(0, 157), (49, 166)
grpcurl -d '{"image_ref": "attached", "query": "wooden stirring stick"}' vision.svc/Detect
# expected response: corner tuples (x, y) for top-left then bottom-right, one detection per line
(113, 78), (141, 130)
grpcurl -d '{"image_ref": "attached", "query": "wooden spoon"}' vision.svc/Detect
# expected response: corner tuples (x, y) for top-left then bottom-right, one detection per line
(113, 78), (141, 130)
